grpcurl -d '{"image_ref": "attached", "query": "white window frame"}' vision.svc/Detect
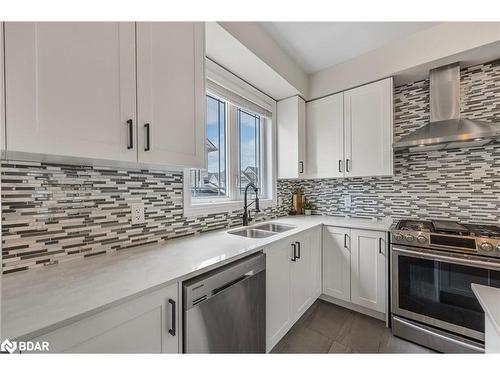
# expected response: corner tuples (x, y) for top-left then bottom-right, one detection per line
(183, 60), (277, 217)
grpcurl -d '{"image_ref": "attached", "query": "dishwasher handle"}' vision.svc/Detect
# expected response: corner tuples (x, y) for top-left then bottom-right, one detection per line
(213, 272), (253, 295)
(183, 252), (266, 310)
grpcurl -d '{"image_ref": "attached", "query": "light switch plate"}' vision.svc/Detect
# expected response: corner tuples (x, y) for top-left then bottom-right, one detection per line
(130, 202), (145, 225)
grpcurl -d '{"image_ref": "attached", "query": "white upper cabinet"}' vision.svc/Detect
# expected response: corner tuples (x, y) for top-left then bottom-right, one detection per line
(3, 22), (206, 169)
(1, 23), (5, 152)
(4, 22), (137, 162)
(350, 229), (387, 313)
(344, 77), (393, 177)
(136, 22), (206, 169)
(277, 96), (306, 179)
(306, 92), (344, 178)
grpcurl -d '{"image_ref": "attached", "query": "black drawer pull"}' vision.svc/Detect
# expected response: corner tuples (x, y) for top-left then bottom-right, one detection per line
(295, 241), (301, 259)
(144, 123), (151, 151)
(126, 119), (133, 149)
(168, 298), (176, 336)
(291, 243), (297, 261)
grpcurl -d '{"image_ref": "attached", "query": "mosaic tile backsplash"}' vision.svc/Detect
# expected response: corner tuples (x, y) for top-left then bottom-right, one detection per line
(2, 60), (500, 274)
(282, 60), (500, 224)
(1, 165), (290, 274)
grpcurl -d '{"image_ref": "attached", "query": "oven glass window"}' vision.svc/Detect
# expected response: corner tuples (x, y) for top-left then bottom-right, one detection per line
(398, 255), (500, 333)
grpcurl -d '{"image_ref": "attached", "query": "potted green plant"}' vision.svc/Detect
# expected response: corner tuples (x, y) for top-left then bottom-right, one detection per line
(303, 199), (313, 216)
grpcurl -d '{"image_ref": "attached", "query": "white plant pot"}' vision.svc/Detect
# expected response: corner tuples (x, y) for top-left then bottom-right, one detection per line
(304, 209), (312, 216)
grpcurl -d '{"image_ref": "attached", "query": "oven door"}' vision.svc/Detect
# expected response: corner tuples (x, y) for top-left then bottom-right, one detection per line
(391, 245), (500, 341)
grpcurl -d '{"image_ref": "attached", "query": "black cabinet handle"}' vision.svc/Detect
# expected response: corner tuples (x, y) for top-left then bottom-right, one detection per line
(144, 123), (151, 151)
(291, 243), (297, 262)
(344, 233), (348, 249)
(338, 160), (342, 173)
(379, 237), (383, 254)
(299, 161), (304, 174)
(168, 298), (176, 336)
(346, 159), (350, 172)
(126, 119), (133, 149)
(295, 241), (301, 259)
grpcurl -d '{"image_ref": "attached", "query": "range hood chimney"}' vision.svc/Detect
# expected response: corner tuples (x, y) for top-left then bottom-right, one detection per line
(393, 63), (500, 152)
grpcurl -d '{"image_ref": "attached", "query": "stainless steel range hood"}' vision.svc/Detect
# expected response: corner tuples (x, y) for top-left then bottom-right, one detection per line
(393, 63), (500, 152)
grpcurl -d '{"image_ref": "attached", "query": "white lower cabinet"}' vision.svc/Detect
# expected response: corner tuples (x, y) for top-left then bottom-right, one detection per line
(31, 283), (179, 353)
(350, 229), (387, 313)
(322, 226), (387, 314)
(310, 227), (322, 299)
(322, 226), (351, 302)
(265, 239), (292, 351)
(265, 227), (321, 352)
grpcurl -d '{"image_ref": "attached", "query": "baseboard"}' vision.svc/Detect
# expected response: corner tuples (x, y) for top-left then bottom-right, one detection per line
(319, 294), (386, 322)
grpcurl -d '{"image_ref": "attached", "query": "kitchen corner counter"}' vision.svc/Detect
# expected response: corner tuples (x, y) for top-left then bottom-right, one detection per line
(472, 284), (500, 336)
(1, 215), (392, 341)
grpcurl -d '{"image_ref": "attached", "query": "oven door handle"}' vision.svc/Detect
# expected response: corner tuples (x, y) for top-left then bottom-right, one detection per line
(392, 246), (500, 271)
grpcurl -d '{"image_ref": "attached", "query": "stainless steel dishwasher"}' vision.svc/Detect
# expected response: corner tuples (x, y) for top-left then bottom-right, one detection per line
(183, 252), (266, 353)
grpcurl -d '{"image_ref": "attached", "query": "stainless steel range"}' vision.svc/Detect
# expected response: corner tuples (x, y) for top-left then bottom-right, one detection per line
(390, 219), (500, 353)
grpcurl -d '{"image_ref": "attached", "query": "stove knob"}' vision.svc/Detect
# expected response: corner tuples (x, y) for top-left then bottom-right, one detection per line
(480, 242), (493, 252)
(405, 234), (415, 242)
(393, 233), (403, 241)
(417, 235), (427, 244)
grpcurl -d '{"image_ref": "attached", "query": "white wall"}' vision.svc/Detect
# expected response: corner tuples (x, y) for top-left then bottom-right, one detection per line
(218, 22), (308, 98)
(309, 22), (500, 100)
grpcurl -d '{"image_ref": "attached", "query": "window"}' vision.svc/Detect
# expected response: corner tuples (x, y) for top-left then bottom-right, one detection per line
(190, 95), (227, 198)
(183, 62), (276, 217)
(238, 109), (261, 194)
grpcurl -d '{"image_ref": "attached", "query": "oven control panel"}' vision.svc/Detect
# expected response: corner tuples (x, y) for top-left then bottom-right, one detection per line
(391, 230), (500, 258)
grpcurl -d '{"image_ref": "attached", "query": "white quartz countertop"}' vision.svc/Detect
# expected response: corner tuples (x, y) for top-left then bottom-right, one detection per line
(472, 284), (500, 336)
(1, 215), (391, 340)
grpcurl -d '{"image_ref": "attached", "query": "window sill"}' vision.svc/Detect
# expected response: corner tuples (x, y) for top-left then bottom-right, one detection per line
(183, 198), (275, 218)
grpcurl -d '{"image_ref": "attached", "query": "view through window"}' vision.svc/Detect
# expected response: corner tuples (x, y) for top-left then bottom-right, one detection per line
(190, 95), (226, 198)
(238, 109), (261, 194)
(190, 94), (264, 201)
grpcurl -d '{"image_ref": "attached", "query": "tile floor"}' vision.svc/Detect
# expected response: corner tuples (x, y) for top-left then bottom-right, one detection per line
(271, 300), (435, 353)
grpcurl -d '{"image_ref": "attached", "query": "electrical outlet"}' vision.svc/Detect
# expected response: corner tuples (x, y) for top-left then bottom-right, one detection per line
(344, 195), (352, 207)
(130, 202), (145, 225)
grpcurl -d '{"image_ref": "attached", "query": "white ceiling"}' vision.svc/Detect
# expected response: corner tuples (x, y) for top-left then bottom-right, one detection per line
(261, 22), (440, 74)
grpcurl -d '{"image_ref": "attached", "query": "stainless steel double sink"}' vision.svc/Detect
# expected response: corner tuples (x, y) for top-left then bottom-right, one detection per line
(228, 222), (297, 238)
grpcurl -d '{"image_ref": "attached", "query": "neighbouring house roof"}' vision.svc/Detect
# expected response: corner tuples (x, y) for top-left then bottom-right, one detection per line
(206, 138), (218, 153)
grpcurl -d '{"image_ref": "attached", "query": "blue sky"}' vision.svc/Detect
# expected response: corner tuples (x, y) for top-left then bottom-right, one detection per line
(206, 96), (259, 176)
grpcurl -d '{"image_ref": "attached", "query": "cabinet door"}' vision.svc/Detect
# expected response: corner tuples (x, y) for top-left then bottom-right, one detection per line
(1, 22), (5, 152)
(136, 22), (205, 169)
(32, 283), (179, 353)
(350, 229), (387, 313)
(322, 226), (351, 302)
(310, 226), (322, 299)
(277, 96), (306, 178)
(4, 22), (137, 162)
(290, 234), (313, 321)
(306, 93), (344, 178)
(344, 77), (393, 177)
(264, 240), (292, 352)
